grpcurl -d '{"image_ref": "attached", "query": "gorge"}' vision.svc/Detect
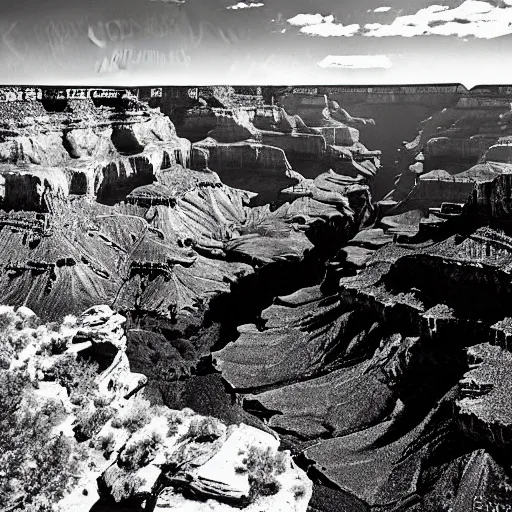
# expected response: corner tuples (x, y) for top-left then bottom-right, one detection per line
(2, 84), (512, 512)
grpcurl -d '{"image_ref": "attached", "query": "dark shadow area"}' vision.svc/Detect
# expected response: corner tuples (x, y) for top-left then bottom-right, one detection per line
(110, 126), (144, 155)
(41, 98), (68, 112)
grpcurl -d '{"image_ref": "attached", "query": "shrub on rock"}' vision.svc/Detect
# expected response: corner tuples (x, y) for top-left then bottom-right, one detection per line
(0, 369), (84, 511)
(239, 446), (288, 502)
(102, 465), (144, 503)
(182, 415), (223, 443)
(76, 405), (115, 440)
(48, 354), (99, 406)
(111, 395), (152, 433)
(120, 430), (164, 470)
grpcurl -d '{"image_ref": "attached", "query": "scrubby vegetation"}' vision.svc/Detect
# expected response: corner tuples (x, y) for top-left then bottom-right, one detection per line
(111, 395), (152, 433)
(0, 308), (107, 510)
(165, 409), (183, 436)
(0, 369), (84, 512)
(0, 309), (42, 368)
(292, 484), (307, 500)
(48, 354), (99, 406)
(103, 465), (145, 503)
(182, 415), (223, 443)
(91, 431), (117, 456)
(76, 405), (115, 439)
(236, 446), (288, 502)
(120, 430), (164, 470)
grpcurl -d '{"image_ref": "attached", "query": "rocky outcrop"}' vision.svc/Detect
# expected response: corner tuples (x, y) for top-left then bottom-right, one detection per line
(457, 343), (512, 451)
(9, 87), (492, 512)
(171, 96), (381, 194)
(0, 104), (192, 210)
(0, 92), (375, 326)
(98, 414), (311, 511)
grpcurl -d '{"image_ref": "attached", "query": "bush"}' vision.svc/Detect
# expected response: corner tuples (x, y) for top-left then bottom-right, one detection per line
(76, 406), (115, 440)
(239, 446), (288, 502)
(49, 355), (99, 406)
(166, 410), (183, 437)
(0, 372), (84, 512)
(0, 308), (45, 367)
(292, 484), (307, 500)
(90, 431), (117, 457)
(38, 397), (67, 428)
(149, 406), (183, 436)
(0, 327), (36, 368)
(111, 396), (151, 433)
(120, 430), (164, 470)
(182, 416), (222, 443)
(40, 333), (68, 356)
(103, 465), (144, 503)
(93, 393), (114, 408)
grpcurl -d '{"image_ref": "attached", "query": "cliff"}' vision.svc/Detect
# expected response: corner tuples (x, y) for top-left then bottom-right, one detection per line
(12, 86), (512, 512)
(0, 91), (377, 325)
(381, 88), (512, 216)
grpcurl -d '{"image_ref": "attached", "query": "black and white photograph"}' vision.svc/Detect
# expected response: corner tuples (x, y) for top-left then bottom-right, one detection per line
(1, 2), (512, 512)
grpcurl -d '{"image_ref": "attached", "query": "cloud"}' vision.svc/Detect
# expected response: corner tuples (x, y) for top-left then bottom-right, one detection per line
(287, 14), (334, 26)
(301, 22), (360, 37)
(226, 2), (264, 10)
(363, 0), (512, 38)
(288, 1), (512, 39)
(287, 14), (359, 36)
(317, 54), (393, 69)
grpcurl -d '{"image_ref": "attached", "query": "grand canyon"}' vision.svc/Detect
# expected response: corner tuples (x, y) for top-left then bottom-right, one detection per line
(2, 84), (512, 512)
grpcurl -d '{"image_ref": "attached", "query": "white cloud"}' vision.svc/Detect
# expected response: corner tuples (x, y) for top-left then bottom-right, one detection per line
(286, 13), (359, 36)
(363, 0), (512, 39)
(226, 2), (264, 10)
(287, 13), (334, 26)
(287, 1), (512, 39)
(301, 22), (360, 37)
(317, 54), (393, 69)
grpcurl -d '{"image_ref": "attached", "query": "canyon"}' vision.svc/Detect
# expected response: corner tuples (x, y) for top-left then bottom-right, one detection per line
(2, 85), (512, 512)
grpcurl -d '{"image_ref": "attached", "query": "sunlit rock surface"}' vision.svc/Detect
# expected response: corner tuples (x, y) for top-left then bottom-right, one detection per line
(0, 304), (311, 512)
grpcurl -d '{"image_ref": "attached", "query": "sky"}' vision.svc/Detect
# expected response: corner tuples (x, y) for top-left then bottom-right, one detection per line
(1, 0), (512, 87)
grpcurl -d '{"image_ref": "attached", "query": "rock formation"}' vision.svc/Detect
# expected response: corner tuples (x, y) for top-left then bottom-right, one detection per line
(381, 87), (512, 217)
(0, 87), (384, 511)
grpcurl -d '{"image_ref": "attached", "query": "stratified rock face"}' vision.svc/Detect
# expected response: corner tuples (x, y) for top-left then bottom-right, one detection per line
(457, 342), (512, 449)
(171, 95), (381, 195)
(380, 88), (512, 219)
(98, 416), (312, 512)
(0, 91), (376, 327)
(18, 87), (512, 512)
